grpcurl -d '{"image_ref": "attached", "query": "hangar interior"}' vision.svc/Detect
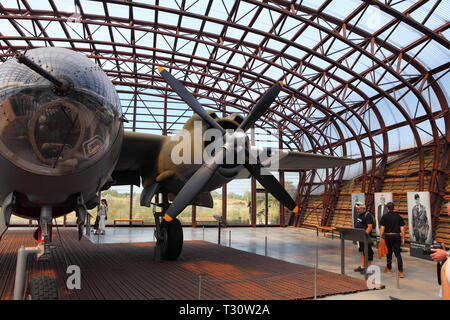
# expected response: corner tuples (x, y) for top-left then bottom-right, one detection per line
(0, 0), (449, 300)
(2, 0), (448, 245)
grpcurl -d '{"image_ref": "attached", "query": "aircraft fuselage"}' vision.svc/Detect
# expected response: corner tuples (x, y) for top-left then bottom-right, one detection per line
(0, 48), (123, 220)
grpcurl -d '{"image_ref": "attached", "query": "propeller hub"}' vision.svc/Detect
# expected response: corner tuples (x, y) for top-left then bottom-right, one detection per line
(221, 130), (249, 168)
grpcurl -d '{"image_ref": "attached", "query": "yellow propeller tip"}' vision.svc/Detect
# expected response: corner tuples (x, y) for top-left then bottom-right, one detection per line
(163, 213), (173, 222)
(158, 66), (165, 73)
(278, 81), (284, 87)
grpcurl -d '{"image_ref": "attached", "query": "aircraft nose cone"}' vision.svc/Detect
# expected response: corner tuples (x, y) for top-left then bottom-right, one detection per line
(0, 47), (122, 176)
(0, 87), (118, 176)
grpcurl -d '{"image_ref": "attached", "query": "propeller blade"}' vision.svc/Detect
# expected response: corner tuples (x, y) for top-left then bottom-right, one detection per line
(244, 147), (298, 214)
(239, 81), (283, 132)
(158, 67), (225, 134)
(163, 149), (224, 222)
(245, 163), (299, 215)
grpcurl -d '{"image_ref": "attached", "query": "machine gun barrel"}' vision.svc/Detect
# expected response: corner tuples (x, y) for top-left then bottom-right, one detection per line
(15, 52), (69, 92)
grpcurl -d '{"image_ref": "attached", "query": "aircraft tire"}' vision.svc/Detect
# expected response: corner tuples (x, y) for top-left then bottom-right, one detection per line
(160, 218), (183, 260)
(27, 275), (58, 300)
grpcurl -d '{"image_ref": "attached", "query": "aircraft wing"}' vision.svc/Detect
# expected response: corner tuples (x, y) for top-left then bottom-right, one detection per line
(234, 148), (357, 179)
(111, 131), (168, 186)
(271, 149), (357, 170)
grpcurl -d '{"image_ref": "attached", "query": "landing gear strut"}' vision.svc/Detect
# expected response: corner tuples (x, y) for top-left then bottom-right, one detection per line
(13, 206), (58, 300)
(75, 194), (88, 241)
(0, 192), (15, 238)
(153, 194), (183, 261)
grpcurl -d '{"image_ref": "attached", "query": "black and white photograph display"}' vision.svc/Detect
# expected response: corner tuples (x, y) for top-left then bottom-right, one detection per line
(407, 192), (432, 244)
(374, 192), (393, 235)
(351, 193), (365, 228)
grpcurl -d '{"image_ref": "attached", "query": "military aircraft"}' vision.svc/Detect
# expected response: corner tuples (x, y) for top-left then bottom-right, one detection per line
(0, 47), (355, 299)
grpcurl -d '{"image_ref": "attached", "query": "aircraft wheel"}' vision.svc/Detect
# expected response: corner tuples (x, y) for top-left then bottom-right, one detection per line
(33, 228), (39, 241)
(26, 275), (58, 300)
(160, 218), (183, 260)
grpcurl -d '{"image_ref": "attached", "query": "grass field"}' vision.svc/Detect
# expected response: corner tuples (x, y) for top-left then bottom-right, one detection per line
(9, 189), (285, 226)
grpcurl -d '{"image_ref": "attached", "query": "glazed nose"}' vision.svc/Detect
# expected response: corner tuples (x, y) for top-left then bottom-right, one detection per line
(30, 101), (84, 167)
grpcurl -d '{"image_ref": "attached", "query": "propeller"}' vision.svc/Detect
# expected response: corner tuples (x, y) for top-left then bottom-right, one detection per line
(238, 81), (284, 132)
(158, 67), (299, 222)
(158, 67), (225, 135)
(163, 149), (224, 222)
(244, 149), (299, 214)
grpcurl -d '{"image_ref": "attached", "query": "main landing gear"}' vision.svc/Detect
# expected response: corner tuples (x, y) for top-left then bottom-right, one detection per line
(153, 194), (183, 261)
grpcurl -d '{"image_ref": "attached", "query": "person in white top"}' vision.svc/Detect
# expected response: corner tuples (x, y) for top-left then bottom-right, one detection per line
(95, 199), (108, 235)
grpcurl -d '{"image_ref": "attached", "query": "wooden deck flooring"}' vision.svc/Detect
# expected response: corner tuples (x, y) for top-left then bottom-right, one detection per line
(0, 229), (372, 300)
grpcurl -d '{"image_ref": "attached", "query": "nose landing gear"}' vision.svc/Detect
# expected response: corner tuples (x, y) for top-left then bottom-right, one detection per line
(13, 206), (59, 300)
(75, 194), (88, 241)
(27, 275), (58, 300)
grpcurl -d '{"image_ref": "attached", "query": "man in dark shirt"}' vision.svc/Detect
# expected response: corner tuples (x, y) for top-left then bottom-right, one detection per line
(353, 202), (374, 273)
(380, 202), (406, 278)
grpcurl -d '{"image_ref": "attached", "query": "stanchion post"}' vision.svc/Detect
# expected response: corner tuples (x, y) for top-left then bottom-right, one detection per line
(85, 214), (91, 235)
(229, 230), (231, 247)
(395, 256), (400, 289)
(265, 236), (267, 257)
(363, 238), (368, 280)
(198, 275), (202, 300)
(314, 240), (318, 300)
(340, 235), (345, 275)
(202, 226), (205, 241)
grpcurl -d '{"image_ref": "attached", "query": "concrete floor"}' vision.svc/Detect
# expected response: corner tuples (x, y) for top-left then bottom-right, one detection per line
(86, 226), (441, 300)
